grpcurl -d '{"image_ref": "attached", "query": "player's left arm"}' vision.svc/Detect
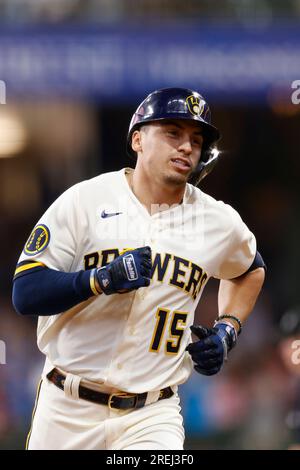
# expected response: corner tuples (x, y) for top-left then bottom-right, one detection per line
(187, 206), (266, 376)
(218, 265), (265, 331)
(187, 257), (265, 376)
(218, 250), (266, 327)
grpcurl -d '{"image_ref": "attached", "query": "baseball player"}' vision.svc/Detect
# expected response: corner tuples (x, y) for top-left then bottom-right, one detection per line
(12, 88), (265, 450)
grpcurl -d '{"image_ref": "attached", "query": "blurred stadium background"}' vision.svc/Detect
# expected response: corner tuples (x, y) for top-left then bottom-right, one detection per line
(0, 0), (300, 450)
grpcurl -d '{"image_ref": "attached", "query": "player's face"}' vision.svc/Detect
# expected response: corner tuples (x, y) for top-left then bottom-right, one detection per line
(135, 119), (204, 187)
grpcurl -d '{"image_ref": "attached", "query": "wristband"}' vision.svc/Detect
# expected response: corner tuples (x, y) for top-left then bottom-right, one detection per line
(90, 269), (102, 296)
(216, 314), (242, 335)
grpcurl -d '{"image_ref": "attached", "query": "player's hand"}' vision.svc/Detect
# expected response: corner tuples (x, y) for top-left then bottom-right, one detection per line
(95, 246), (152, 295)
(186, 323), (237, 376)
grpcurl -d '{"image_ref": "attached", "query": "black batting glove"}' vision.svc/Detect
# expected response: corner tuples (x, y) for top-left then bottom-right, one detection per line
(186, 322), (237, 376)
(95, 246), (152, 295)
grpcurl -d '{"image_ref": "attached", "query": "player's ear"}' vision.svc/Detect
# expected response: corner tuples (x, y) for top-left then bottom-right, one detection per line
(131, 130), (143, 153)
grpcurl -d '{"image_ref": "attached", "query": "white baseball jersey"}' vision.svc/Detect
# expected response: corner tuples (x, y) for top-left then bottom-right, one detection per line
(17, 168), (256, 393)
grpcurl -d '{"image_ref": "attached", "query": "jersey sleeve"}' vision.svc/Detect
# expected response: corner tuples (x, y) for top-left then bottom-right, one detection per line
(214, 205), (257, 280)
(16, 184), (81, 275)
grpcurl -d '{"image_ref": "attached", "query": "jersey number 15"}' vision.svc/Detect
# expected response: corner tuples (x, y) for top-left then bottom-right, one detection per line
(149, 308), (188, 355)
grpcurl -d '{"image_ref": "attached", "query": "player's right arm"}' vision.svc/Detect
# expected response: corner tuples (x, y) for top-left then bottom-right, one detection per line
(12, 184), (151, 316)
(12, 247), (152, 316)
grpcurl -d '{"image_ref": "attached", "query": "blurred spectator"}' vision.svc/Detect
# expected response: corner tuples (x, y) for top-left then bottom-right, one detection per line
(277, 308), (300, 449)
(0, 299), (43, 449)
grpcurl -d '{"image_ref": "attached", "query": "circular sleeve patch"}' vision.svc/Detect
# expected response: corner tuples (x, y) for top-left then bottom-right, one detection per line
(23, 224), (51, 256)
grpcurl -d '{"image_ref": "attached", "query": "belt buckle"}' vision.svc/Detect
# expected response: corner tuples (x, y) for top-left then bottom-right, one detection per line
(108, 392), (137, 410)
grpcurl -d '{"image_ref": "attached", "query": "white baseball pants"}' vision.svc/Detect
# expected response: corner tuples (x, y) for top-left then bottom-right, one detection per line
(26, 378), (185, 450)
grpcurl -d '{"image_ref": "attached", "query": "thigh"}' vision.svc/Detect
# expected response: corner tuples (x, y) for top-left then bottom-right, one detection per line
(111, 393), (185, 450)
(27, 378), (108, 450)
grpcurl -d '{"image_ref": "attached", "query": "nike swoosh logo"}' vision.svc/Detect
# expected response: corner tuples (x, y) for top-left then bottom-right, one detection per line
(101, 210), (123, 219)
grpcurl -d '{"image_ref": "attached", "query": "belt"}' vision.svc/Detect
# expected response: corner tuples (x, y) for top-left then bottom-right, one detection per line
(47, 368), (174, 410)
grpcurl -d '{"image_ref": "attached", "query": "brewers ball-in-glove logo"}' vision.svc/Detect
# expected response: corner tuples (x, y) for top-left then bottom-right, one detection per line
(186, 95), (204, 117)
(23, 224), (50, 256)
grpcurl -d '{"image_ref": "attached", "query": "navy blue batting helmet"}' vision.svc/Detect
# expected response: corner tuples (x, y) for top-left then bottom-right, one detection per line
(127, 87), (221, 184)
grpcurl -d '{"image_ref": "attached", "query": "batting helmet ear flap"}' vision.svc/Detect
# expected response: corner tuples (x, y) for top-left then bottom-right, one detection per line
(188, 148), (220, 186)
